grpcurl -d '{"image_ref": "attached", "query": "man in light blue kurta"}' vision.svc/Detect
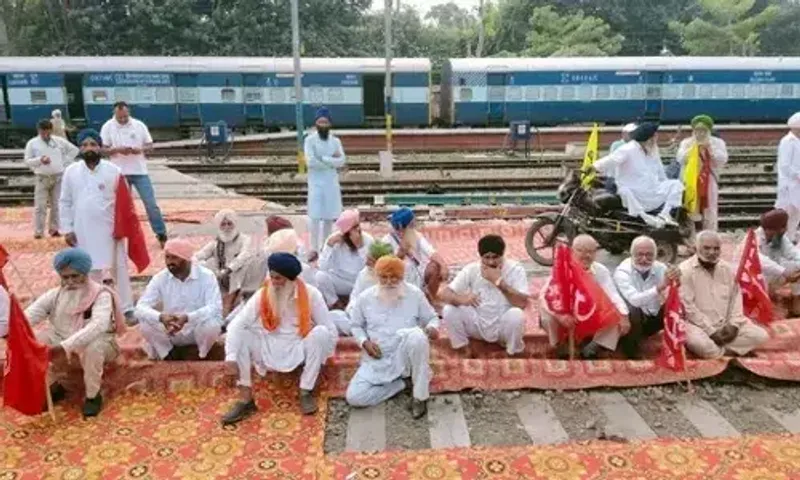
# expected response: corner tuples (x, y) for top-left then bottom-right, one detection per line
(304, 107), (346, 255)
(345, 256), (440, 419)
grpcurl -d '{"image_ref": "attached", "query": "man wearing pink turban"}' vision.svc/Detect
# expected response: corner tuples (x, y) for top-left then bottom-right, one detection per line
(134, 239), (224, 360)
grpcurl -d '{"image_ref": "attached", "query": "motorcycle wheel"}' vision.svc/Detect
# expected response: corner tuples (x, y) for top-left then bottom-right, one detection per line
(656, 240), (678, 264)
(525, 216), (572, 267)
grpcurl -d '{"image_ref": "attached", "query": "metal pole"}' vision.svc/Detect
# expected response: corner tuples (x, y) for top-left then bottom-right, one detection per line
(291, 0), (305, 174)
(384, 0), (393, 155)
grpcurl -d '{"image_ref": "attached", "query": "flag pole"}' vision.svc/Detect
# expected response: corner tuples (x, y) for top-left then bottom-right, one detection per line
(568, 328), (575, 361)
(682, 345), (693, 394)
(8, 258), (36, 300)
(44, 375), (56, 422)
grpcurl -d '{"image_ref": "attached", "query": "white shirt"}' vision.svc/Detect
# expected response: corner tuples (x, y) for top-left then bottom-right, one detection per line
(0, 285), (9, 337)
(318, 233), (374, 287)
(101, 117), (153, 175)
(135, 264), (223, 327)
(59, 160), (122, 270)
(350, 266), (377, 301)
(383, 232), (436, 288)
(613, 258), (667, 316)
(350, 283), (439, 383)
(448, 259), (528, 323)
(540, 262), (629, 317)
(594, 141), (671, 212)
(24, 135), (80, 176)
(753, 227), (800, 279)
(776, 132), (800, 209)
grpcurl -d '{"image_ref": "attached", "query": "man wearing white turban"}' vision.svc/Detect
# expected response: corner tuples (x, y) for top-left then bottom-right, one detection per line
(775, 112), (800, 241)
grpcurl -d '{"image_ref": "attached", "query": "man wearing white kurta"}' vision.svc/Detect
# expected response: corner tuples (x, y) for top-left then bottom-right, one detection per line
(25, 118), (80, 239)
(222, 253), (336, 424)
(593, 123), (683, 228)
(676, 114), (729, 231)
(441, 235), (530, 356)
(345, 256), (440, 419)
(60, 129), (133, 315)
(539, 235), (630, 359)
(316, 209), (374, 308)
(776, 112), (800, 241)
(751, 210), (800, 315)
(135, 239), (223, 360)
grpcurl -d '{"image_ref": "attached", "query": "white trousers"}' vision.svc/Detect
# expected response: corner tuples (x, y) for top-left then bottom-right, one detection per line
(315, 270), (354, 306)
(38, 329), (117, 399)
(138, 318), (221, 360)
(685, 320), (769, 359)
(618, 179), (683, 217)
(89, 260), (132, 314)
(230, 325), (334, 390)
(329, 310), (353, 336)
(701, 177), (719, 231)
(309, 219), (334, 254)
(442, 305), (525, 355)
(345, 327), (431, 406)
(540, 311), (621, 351)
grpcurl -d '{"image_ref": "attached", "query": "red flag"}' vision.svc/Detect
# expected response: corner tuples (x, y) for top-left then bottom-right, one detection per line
(113, 176), (150, 273)
(3, 295), (49, 416)
(657, 281), (687, 371)
(0, 244), (8, 289)
(736, 229), (774, 325)
(543, 244), (623, 343)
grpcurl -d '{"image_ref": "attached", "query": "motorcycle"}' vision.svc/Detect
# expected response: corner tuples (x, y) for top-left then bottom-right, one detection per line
(525, 169), (692, 267)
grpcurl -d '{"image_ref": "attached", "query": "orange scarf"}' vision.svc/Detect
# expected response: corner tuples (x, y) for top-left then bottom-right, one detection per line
(259, 279), (311, 337)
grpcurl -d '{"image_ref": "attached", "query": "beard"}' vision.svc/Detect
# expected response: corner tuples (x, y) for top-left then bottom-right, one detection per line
(218, 230), (238, 243)
(269, 282), (294, 314)
(378, 283), (404, 305)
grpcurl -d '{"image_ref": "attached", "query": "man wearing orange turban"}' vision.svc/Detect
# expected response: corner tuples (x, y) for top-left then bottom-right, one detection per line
(345, 255), (439, 419)
(222, 253), (337, 425)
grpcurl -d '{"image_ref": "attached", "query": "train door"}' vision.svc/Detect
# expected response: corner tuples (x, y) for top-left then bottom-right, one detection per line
(643, 69), (665, 122)
(0, 75), (8, 123)
(64, 74), (85, 122)
(176, 74), (201, 125)
(487, 72), (507, 126)
(363, 74), (385, 125)
(243, 73), (265, 127)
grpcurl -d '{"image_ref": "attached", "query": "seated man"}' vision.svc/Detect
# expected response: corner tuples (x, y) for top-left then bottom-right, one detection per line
(345, 256), (440, 419)
(680, 231), (770, 358)
(539, 235), (630, 359)
(222, 253), (336, 424)
(441, 234), (529, 356)
(613, 236), (679, 359)
(135, 239), (223, 360)
(24, 248), (123, 417)
(383, 207), (449, 305)
(316, 209), (374, 309)
(754, 209), (800, 316)
(593, 123), (684, 228)
(264, 215), (307, 260)
(610, 123), (638, 153)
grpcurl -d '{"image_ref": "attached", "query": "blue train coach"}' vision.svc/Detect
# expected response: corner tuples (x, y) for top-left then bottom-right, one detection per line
(0, 56), (431, 139)
(442, 56), (800, 127)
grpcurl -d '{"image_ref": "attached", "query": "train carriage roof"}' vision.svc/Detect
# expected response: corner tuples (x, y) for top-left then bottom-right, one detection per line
(447, 57), (800, 72)
(0, 57), (430, 74)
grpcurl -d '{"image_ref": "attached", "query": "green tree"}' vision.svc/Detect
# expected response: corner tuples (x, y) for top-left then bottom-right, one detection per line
(669, 0), (780, 55)
(759, 1), (800, 55)
(524, 6), (623, 57)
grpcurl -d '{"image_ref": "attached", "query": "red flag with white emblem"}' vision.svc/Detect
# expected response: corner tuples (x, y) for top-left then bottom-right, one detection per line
(3, 294), (49, 415)
(657, 281), (686, 371)
(736, 229), (774, 325)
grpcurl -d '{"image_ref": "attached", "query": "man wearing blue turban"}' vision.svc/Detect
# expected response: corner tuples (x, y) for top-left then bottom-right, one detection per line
(304, 106), (346, 255)
(24, 247), (123, 417)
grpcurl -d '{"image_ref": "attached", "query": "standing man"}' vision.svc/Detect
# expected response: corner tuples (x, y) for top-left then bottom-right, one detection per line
(25, 119), (80, 239)
(304, 106), (346, 255)
(676, 114), (729, 231)
(60, 129), (134, 317)
(101, 102), (167, 247)
(776, 112), (800, 242)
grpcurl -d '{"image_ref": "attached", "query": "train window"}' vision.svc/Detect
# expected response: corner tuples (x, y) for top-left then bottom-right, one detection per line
(746, 84), (760, 99)
(698, 85), (713, 98)
(137, 88), (157, 103)
(91, 90), (108, 103)
(630, 85), (645, 99)
(682, 84), (696, 99)
(560, 86), (575, 101)
(663, 85), (680, 100)
(221, 88), (236, 103)
(543, 86), (558, 101)
(244, 89), (263, 103)
(327, 87), (344, 103)
(731, 85), (745, 98)
(507, 86), (522, 101)
(612, 85), (627, 100)
(781, 84), (794, 98)
(270, 88), (286, 103)
(524, 86), (540, 101)
(713, 84), (729, 99)
(115, 88), (133, 103)
(30, 90), (48, 104)
(309, 87), (324, 105)
(459, 88), (473, 101)
(763, 84), (778, 98)
(646, 85), (662, 99)
(577, 85), (593, 101)
(178, 88), (198, 103)
(595, 85), (610, 99)
(156, 88), (173, 103)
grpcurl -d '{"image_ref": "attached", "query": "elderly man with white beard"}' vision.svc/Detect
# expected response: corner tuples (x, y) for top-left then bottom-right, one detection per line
(345, 256), (440, 419)
(222, 253), (336, 424)
(613, 236), (680, 359)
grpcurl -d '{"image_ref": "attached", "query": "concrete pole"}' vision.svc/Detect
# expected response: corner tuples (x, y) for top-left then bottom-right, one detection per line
(291, 0), (305, 173)
(384, 0), (393, 155)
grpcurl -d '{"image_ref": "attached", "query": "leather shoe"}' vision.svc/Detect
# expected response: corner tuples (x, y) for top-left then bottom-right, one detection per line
(82, 395), (103, 417)
(300, 390), (318, 415)
(411, 399), (427, 419)
(221, 400), (258, 426)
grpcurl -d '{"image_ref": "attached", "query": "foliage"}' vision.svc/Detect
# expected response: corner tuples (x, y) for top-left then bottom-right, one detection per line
(524, 6), (623, 57)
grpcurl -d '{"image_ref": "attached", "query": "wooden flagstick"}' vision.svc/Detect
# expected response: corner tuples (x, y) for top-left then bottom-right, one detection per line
(682, 345), (694, 394)
(110, 240), (120, 288)
(568, 328), (575, 361)
(44, 375), (57, 422)
(7, 258), (37, 300)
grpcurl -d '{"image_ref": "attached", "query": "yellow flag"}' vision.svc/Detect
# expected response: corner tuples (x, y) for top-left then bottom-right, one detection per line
(682, 144), (700, 213)
(580, 123), (600, 190)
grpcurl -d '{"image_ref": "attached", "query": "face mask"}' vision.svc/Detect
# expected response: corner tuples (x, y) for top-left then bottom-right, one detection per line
(82, 151), (101, 163)
(698, 258), (718, 271)
(317, 127), (330, 140)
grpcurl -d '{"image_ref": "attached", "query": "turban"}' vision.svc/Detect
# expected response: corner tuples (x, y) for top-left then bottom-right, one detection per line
(389, 207), (415, 230)
(268, 253), (303, 281)
(164, 238), (194, 262)
(266, 215), (293, 235)
(631, 122), (659, 142)
(315, 107), (331, 122)
(789, 112), (800, 128)
(53, 247), (92, 274)
(335, 209), (360, 233)
(369, 241), (394, 260)
(761, 209), (789, 230)
(622, 123), (637, 133)
(691, 114), (714, 130)
(52, 109), (62, 119)
(77, 128), (102, 146)
(478, 234), (506, 256)
(266, 229), (299, 254)
(375, 256), (404, 279)
(215, 209), (238, 227)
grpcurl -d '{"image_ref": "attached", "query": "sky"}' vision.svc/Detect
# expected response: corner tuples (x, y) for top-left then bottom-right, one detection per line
(372, 0), (482, 15)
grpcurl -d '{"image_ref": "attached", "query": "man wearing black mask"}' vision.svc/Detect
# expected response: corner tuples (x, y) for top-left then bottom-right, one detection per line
(678, 230), (769, 358)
